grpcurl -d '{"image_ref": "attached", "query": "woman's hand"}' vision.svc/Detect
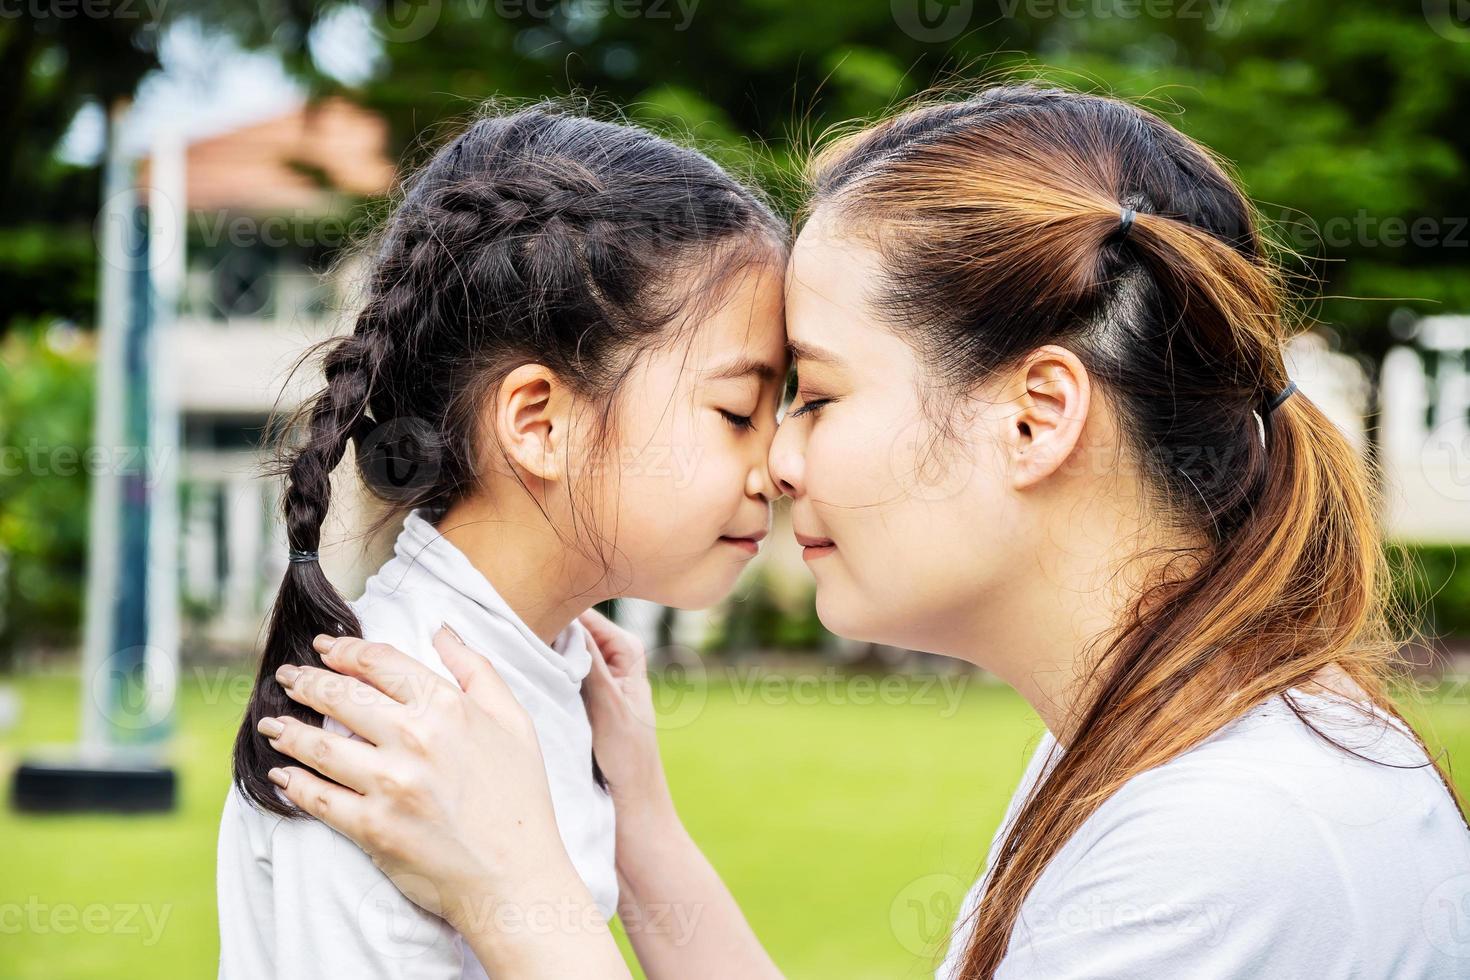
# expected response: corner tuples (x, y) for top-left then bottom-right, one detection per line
(258, 628), (629, 978)
(577, 608), (677, 830)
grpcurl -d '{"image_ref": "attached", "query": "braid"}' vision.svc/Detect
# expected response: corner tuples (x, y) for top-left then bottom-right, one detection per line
(281, 339), (377, 556)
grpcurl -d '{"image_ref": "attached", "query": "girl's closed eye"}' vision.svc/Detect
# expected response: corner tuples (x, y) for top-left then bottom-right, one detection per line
(720, 408), (757, 431)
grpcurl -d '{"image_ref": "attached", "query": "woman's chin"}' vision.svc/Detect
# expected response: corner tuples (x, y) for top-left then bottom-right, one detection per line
(815, 582), (936, 652)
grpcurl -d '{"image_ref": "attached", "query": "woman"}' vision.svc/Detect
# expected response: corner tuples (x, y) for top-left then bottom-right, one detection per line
(247, 84), (1470, 978)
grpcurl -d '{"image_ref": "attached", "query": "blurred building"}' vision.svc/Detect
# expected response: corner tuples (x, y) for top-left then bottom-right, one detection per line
(148, 98), (396, 648)
(1284, 325), (1469, 545)
(1379, 316), (1470, 544)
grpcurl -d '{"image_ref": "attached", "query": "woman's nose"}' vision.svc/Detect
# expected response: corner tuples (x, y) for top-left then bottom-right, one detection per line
(767, 423), (803, 499)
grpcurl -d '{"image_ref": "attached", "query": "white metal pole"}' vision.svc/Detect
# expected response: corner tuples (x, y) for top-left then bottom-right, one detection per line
(144, 126), (186, 740)
(79, 99), (134, 755)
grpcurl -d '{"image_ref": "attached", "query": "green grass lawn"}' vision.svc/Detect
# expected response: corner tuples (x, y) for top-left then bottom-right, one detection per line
(1, 666), (1467, 979)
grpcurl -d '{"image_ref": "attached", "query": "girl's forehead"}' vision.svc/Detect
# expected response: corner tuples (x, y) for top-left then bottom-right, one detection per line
(674, 265), (788, 368)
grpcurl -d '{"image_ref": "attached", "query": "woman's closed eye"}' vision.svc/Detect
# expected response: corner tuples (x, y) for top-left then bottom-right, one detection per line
(787, 396), (832, 420)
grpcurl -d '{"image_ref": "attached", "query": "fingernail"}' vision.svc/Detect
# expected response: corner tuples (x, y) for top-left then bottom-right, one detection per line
(257, 717), (285, 738)
(312, 634), (338, 655)
(276, 663), (301, 686)
(437, 622), (465, 645)
(267, 768), (290, 789)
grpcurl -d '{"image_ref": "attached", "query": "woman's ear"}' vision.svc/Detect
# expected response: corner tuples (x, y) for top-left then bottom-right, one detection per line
(1005, 345), (1091, 490)
(491, 364), (572, 483)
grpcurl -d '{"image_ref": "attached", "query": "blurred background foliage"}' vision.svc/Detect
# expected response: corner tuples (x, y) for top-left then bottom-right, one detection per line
(2, 0), (1469, 660)
(0, 322), (94, 664)
(9, 0), (1470, 345)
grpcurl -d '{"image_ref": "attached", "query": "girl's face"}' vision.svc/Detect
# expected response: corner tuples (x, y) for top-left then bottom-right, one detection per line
(768, 214), (1026, 657)
(592, 262), (788, 609)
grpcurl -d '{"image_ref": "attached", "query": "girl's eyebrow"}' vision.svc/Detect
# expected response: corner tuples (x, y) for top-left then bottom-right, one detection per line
(704, 355), (784, 383)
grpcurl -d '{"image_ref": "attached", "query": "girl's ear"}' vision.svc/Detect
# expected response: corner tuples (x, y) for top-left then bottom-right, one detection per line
(1005, 345), (1091, 491)
(492, 364), (572, 482)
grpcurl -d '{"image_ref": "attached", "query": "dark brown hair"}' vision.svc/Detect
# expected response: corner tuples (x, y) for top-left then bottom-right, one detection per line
(804, 82), (1465, 977)
(233, 102), (785, 816)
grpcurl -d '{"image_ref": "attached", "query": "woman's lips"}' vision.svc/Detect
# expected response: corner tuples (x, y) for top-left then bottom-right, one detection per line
(795, 532), (836, 561)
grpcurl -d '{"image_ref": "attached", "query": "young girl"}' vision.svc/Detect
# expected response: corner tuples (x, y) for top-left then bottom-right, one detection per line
(255, 84), (1470, 979)
(216, 104), (788, 977)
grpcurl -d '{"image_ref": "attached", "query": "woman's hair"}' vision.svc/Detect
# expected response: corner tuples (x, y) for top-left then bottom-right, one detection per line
(804, 82), (1466, 978)
(233, 102), (786, 817)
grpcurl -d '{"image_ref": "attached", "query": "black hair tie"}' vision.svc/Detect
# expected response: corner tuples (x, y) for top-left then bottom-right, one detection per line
(1116, 206), (1137, 241)
(1266, 380), (1298, 415)
(287, 549), (320, 564)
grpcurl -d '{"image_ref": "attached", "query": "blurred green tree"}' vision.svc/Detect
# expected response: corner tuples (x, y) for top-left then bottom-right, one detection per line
(0, 323), (93, 669)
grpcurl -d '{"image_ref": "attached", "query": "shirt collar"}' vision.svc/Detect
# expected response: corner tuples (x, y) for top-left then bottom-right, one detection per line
(392, 507), (593, 687)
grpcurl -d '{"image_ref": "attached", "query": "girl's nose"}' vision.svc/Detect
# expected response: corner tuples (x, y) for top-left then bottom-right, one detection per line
(746, 453), (780, 502)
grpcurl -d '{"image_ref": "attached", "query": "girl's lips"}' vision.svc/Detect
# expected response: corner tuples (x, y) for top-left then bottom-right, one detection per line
(717, 531), (764, 555)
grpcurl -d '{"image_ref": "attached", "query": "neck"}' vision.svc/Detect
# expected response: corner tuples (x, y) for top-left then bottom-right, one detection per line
(435, 492), (608, 647)
(958, 488), (1193, 748)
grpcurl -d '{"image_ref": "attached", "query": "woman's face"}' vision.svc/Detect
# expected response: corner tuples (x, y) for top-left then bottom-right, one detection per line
(769, 212), (1027, 657)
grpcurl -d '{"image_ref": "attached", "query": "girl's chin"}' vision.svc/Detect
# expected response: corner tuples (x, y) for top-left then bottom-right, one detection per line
(651, 571), (744, 612)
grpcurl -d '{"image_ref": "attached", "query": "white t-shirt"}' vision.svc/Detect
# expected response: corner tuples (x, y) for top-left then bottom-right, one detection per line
(216, 508), (617, 979)
(938, 688), (1470, 979)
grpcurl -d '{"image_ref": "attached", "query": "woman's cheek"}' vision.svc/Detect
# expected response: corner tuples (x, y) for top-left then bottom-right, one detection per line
(836, 419), (905, 511)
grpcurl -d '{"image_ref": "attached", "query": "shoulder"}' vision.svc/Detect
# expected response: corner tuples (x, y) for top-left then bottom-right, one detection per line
(223, 785), (466, 970)
(946, 701), (1470, 980)
(1071, 693), (1446, 866)
(1028, 692), (1467, 935)
(1118, 692), (1450, 839)
(346, 580), (456, 682)
(219, 780), (284, 848)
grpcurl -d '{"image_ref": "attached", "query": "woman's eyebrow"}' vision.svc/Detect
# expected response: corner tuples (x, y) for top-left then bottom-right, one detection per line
(785, 339), (842, 366)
